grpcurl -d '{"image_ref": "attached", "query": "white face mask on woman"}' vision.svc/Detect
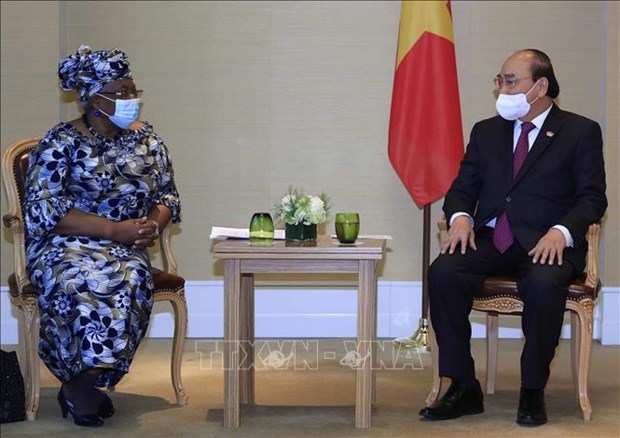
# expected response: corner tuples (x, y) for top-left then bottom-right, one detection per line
(495, 79), (541, 121)
(96, 94), (141, 129)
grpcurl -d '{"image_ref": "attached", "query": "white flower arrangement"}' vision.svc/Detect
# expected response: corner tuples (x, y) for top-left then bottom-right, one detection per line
(273, 186), (331, 226)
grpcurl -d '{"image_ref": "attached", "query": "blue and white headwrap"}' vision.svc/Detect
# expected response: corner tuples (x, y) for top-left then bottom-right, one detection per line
(58, 44), (133, 101)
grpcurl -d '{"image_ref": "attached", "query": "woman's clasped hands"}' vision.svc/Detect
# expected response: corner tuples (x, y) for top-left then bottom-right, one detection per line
(114, 216), (160, 249)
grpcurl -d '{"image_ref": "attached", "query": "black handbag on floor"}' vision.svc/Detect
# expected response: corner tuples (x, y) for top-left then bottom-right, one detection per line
(0, 349), (26, 423)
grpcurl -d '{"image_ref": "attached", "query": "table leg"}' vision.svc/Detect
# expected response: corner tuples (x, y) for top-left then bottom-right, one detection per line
(356, 259), (377, 429)
(224, 259), (241, 427)
(239, 273), (255, 405)
(372, 266), (378, 406)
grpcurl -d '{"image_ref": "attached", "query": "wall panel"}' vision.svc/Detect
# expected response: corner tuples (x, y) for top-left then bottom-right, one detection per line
(1, 1), (617, 287)
(1, 1), (61, 280)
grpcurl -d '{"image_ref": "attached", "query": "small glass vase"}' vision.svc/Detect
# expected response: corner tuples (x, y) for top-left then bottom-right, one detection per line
(249, 212), (274, 246)
(335, 212), (360, 244)
(285, 223), (317, 242)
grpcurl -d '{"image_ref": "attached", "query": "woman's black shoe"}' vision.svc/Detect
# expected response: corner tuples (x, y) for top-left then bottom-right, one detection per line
(57, 390), (104, 427)
(98, 391), (115, 419)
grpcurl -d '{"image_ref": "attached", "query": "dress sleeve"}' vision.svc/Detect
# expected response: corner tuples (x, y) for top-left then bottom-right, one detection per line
(151, 133), (182, 224)
(23, 132), (75, 239)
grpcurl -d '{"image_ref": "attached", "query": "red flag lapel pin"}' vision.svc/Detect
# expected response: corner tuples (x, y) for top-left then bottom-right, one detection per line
(546, 131), (554, 138)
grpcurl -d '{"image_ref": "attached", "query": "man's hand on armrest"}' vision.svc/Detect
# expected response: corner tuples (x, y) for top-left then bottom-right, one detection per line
(442, 215), (477, 255)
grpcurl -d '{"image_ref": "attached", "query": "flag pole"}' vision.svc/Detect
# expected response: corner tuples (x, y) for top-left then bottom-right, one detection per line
(388, 0), (462, 350)
(393, 204), (431, 350)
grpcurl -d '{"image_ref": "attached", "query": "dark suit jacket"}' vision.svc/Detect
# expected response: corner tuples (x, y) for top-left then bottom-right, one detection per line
(443, 104), (607, 269)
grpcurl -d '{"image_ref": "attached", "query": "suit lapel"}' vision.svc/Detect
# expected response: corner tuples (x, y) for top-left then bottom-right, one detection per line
(512, 104), (564, 186)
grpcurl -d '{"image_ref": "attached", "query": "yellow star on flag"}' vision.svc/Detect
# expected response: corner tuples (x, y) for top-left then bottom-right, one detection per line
(396, 1), (455, 67)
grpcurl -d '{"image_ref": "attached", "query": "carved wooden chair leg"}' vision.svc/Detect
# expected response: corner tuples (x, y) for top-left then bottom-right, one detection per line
(485, 312), (499, 394)
(570, 311), (581, 401)
(572, 304), (593, 421)
(23, 299), (40, 421)
(168, 292), (189, 406)
(426, 318), (442, 405)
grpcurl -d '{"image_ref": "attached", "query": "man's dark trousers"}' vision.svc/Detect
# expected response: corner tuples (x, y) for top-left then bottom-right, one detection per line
(428, 226), (580, 389)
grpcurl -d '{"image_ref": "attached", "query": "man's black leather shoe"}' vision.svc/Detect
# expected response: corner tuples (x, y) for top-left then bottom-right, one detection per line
(419, 380), (484, 420)
(516, 387), (547, 426)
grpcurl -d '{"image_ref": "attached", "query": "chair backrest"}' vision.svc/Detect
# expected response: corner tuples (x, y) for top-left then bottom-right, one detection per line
(2, 138), (40, 288)
(2, 138), (39, 218)
(2, 137), (180, 280)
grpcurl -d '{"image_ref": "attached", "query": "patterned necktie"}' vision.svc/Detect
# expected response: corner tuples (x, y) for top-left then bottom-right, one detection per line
(493, 121), (536, 253)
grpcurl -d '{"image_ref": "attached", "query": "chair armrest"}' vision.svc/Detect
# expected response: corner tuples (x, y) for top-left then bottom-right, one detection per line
(159, 222), (179, 275)
(584, 223), (600, 289)
(2, 213), (20, 228)
(437, 217), (601, 290)
(437, 217), (448, 246)
(2, 213), (28, 288)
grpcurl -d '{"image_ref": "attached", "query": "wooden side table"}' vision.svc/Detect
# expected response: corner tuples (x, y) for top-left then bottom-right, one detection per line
(213, 236), (386, 428)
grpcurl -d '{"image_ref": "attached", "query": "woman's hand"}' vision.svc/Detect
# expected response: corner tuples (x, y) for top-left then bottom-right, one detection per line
(133, 217), (160, 249)
(51, 209), (165, 249)
(112, 217), (159, 248)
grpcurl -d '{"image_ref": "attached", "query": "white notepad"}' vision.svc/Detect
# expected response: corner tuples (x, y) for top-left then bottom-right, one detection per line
(210, 226), (285, 240)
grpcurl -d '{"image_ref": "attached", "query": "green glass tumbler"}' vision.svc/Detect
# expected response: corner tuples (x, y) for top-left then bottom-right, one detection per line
(335, 212), (360, 244)
(249, 212), (274, 246)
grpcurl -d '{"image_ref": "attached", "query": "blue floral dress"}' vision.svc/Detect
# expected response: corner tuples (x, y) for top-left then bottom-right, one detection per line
(23, 121), (181, 387)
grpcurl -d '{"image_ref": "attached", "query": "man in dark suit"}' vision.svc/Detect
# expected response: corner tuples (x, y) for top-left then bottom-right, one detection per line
(418, 49), (607, 426)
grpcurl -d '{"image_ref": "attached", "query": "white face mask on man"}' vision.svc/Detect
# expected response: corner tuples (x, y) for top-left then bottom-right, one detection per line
(96, 94), (141, 129)
(495, 79), (541, 121)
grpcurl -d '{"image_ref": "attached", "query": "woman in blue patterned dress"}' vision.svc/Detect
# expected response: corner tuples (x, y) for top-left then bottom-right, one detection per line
(23, 45), (181, 427)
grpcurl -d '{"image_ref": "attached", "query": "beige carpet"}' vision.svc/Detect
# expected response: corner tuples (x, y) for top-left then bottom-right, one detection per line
(1, 338), (619, 437)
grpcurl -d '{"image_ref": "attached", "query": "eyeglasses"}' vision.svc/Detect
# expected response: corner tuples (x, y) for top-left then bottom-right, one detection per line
(493, 75), (532, 90)
(98, 89), (143, 99)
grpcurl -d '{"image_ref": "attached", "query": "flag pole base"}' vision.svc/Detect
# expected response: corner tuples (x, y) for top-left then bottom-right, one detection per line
(392, 318), (431, 351)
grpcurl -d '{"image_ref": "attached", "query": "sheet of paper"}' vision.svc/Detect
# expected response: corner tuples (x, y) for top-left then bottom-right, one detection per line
(210, 226), (285, 240)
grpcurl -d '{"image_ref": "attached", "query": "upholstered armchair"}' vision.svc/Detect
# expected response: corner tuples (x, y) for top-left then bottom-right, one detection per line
(426, 217), (601, 420)
(2, 138), (189, 420)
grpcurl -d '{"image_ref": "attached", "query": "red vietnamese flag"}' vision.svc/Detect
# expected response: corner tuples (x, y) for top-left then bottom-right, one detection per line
(388, 0), (464, 208)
